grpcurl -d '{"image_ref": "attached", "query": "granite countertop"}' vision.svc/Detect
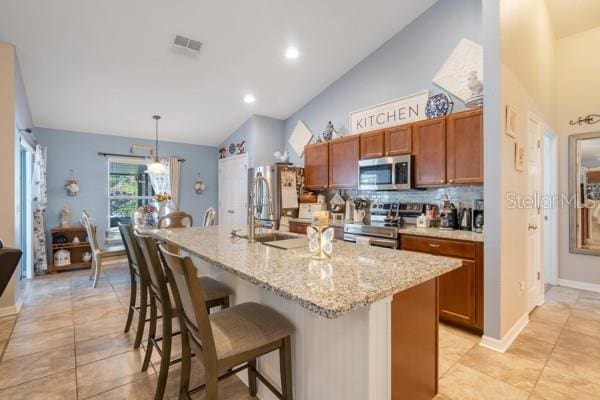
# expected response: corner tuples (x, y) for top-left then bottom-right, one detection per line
(147, 225), (461, 319)
(398, 226), (484, 242)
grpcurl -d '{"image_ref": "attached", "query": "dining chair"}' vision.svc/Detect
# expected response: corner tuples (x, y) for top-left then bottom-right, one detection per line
(158, 243), (294, 400)
(118, 223), (152, 348)
(82, 210), (124, 288)
(134, 232), (233, 400)
(203, 207), (216, 227)
(157, 211), (193, 229)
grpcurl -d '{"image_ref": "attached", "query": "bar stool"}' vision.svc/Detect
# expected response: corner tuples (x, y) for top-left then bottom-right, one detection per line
(158, 211), (193, 229)
(134, 232), (233, 400)
(158, 243), (294, 400)
(118, 224), (151, 348)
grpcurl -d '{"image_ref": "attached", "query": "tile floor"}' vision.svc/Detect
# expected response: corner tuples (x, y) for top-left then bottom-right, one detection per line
(0, 262), (599, 399)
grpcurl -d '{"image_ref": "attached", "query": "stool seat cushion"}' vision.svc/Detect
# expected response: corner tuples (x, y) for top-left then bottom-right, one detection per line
(198, 277), (233, 302)
(210, 302), (294, 360)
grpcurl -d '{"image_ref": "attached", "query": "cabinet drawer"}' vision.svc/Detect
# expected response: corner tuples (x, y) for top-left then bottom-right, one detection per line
(289, 222), (309, 235)
(400, 235), (476, 259)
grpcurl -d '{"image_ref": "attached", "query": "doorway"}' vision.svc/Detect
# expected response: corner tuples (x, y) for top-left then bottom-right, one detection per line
(218, 154), (248, 227)
(543, 131), (558, 287)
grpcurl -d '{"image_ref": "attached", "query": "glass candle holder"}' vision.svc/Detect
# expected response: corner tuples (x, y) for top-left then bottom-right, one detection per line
(307, 225), (334, 260)
(312, 210), (330, 226)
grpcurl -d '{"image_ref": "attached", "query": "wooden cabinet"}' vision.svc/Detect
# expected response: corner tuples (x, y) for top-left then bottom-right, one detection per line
(50, 226), (92, 273)
(400, 234), (483, 333)
(304, 142), (329, 190)
(385, 125), (412, 156)
(413, 117), (447, 187)
(329, 135), (359, 188)
(447, 109), (483, 184)
(360, 130), (385, 159)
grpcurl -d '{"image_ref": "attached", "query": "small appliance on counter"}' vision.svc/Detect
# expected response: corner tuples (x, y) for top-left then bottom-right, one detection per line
(472, 199), (484, 233)
(298, 202), (328, 220)
(459, 208), (472, 231)
(353, 198), (369, 224)
(416, 214), (431, 228)
(344, 200), (355, 222)
(439, 196), (459, 231)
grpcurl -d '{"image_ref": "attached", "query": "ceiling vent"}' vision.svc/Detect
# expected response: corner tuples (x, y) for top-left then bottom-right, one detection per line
(173, 35), (202, 52)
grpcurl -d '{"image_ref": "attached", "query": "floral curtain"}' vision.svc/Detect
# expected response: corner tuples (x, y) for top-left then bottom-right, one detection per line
(32, 145), (48, 274)
(147, 157), (181, 211)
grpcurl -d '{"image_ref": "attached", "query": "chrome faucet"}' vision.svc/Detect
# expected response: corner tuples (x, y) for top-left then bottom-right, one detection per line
(248, 175), (274, 243)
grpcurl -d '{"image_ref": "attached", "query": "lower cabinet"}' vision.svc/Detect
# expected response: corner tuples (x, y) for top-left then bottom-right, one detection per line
(400, 234), (483, 333)
(288, 220), (344, 240)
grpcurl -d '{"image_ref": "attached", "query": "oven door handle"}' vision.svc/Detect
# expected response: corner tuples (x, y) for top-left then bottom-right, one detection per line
(368, 238), (398, 249)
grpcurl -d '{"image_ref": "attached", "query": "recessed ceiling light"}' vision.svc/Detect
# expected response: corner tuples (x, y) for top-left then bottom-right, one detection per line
(285, 46), (299, 59)
(244, 94), (256, 104)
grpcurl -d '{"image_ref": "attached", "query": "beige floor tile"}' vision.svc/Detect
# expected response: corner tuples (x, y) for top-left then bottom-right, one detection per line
(72, 291), (119, 310)
(530, 305), (570, 326)
(546, 347), (600, 384)
(19, 300), (72, 319)
(73, 301), (125, 325)
(506, 335), (555, 364)
(87, 375), (159, 400)
(76, 331), (136, 366)
(433, 395), (452, 400)
(74, 314), (127, 342)
(578, 290), (600, 301)
(531, 366), (600, 400)
(570, 303), (600, 322)
(459, 345), (545, 392)
(563, 315), (600, 339)
(520, 319), (563, 344)
(555, 328), (600, 358)
(0, 369), (77, 400)
(0, 315), (16, 342)
(76, 350), (152, 399)
(3, 326), (74, 360)
(439, 363), (529, 400)
(438, 329), (477, 377)
(12, 310), (73, 336)
(439, 323), (480, 344)
(545, 286), (581, 305)
(0, 345), (75, 390)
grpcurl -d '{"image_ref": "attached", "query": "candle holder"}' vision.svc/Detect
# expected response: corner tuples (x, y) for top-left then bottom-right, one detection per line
(307, 225), (334, 260)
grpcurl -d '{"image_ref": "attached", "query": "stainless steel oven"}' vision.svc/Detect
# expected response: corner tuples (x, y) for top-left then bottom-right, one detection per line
(357, 155), (412, 191)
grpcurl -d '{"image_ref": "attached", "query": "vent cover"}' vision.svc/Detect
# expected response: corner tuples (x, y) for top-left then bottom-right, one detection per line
(173, 35), (202, 52)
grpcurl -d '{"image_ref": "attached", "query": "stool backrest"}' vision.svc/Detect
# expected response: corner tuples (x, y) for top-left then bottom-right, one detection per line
(158, 211), (193, 229)
(203, 207), (216, 227)
(158, 243), (217, 364)
(82, 210), (100, 254)
(134, 232), (170, 306)
(118, 224), (151, 282)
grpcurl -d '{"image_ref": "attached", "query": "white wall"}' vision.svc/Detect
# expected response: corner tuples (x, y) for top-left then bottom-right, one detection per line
(555, 26), (600, 286)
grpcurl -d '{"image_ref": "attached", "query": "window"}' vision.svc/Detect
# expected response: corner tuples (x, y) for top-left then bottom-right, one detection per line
(108, 158), (154, 227)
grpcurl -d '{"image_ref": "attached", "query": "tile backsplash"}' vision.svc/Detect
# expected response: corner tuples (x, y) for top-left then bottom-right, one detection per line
(313, 186), (484, 210)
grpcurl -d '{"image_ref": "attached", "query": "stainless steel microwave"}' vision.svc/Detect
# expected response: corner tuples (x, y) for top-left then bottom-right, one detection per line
(357, 155), (412, 191)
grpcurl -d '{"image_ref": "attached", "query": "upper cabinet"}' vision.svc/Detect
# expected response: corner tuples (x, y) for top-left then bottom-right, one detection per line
(329, 135), (360, 188)
(447, 109), (483, 184)
(385, 125), (412, 156)
(304, 142), (329, 190)
(360, 130), (385, 159)
(413, 117), (447, 187)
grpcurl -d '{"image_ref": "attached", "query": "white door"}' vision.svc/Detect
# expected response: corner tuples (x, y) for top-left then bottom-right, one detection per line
(527, 112), (543, 310)
(218, 155), (248, 228)
(543, 132), (558, 286)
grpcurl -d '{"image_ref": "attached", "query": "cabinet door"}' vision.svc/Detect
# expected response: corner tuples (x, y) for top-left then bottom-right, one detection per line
(439, 260), (477, 327)
(447, 109), (483, 184)
(304, 142), (329, 189)
(413, 118), (446, 187)
(289, 221), (309, 235)
(385, 125), (412, 155)
(360, 130), (385, 159)
(329, 136), (360, 188)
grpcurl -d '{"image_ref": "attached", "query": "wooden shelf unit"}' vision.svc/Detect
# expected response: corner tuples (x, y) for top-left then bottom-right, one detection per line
(50, 225), (92, 273)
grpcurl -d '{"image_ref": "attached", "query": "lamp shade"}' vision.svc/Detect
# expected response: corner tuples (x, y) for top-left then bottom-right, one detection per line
(147, 161), (168, 175)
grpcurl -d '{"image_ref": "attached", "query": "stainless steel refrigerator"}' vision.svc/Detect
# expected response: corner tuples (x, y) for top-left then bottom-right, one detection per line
(248, 164), (303, 229)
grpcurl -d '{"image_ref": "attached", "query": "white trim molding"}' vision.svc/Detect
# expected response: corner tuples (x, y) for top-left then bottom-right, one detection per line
(479, 312), (529, 353)
(557, 279), (600, 293)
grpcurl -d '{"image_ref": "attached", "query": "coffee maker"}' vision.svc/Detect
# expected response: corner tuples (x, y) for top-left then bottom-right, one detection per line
(472, 200), (484, 233)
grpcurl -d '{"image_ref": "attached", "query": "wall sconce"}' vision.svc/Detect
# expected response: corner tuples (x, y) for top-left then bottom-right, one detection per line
(194, 174), (206, 194)
(65, 170), (79, 196)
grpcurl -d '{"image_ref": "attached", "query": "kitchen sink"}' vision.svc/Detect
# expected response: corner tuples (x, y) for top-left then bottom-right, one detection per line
(240, 232), (298, 243)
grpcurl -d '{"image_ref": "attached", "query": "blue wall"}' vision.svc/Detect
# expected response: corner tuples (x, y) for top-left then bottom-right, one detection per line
(284, 0), (482, 165)
(35, 128), (218, 243)
(219, 114), (285, 167)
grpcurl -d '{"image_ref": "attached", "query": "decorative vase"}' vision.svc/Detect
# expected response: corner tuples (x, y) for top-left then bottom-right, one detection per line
(144, 211), (157, 228)
(157, 201), (168, 218)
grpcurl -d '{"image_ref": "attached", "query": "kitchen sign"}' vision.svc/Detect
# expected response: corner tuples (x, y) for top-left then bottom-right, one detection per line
(348, 90), (429, 134)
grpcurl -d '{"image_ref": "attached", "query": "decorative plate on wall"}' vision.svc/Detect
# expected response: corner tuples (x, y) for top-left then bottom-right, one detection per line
(425, 93), (453, 118)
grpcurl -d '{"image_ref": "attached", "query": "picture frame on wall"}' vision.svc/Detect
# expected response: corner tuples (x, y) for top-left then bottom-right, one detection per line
(514, 141), (526, 172)
(505, 105), (517, 138)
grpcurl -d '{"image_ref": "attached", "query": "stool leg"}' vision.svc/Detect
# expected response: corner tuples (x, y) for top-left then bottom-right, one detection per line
(205, 373), (219, 400)
(92, 254), (102, 288)
(133, 282), (148, 349)
(89, 257), (96, 280)
(124, 272), (137, 333)
(248, 359), (258, 397)
(279, 336), (293, 400)
(142, 297), (157, 372)
(154, 308), (172, 400)
(179, 329), (192, 400)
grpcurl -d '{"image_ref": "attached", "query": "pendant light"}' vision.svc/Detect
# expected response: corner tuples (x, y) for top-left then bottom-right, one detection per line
(147, 115), (168, 175)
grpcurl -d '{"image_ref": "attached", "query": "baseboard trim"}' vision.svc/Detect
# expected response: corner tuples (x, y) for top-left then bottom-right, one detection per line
(479, 312), (529, 353)
(557, 278), (600, 293)
(0, 299), (22, 318)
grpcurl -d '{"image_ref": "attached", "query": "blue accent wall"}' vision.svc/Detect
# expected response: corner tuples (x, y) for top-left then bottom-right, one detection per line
(284, 0), (482, 165)
(35, 128), (218, 243)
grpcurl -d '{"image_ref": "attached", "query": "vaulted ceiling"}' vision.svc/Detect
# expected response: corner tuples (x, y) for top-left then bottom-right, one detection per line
(545, 0), (600, 39)
(0, 0), (436, 146)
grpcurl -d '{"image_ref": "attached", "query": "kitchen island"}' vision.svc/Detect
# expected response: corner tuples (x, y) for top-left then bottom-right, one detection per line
(149, 225), (461, 400)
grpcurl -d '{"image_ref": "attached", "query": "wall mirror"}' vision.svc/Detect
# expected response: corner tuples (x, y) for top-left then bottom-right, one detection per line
(569, 132), (600, 255)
